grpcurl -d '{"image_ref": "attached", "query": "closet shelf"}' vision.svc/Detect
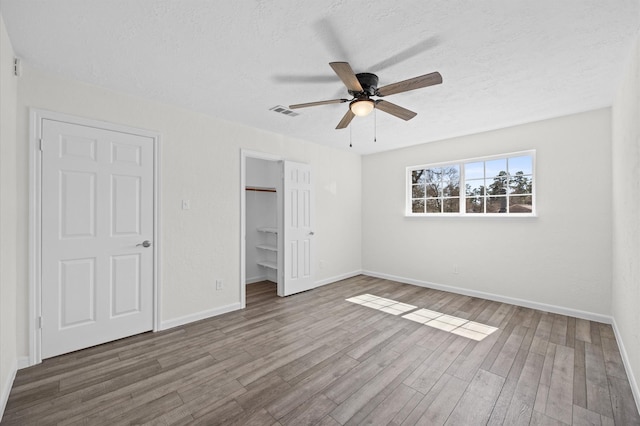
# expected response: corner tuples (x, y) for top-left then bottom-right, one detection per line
(257, 260), (277, 270)
(256, 244), (277, 252)
(257, 227), (278, 234)
(246, 186), (276, 193)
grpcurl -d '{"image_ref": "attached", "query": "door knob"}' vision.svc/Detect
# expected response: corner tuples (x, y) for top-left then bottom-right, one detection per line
(137, 240), (151, 248)
(308, 231), (315, 236)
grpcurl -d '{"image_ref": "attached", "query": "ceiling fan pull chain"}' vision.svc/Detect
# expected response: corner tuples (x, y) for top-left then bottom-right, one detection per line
(349, 123), (352, 148)
(374, 107), (377, 143)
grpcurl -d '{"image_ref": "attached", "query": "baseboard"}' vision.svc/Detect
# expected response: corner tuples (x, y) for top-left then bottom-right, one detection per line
(159, 302), (243, 331)
(315, 270), (363, 288)
(245, 275), (267, 285)
(1, 359), (17, 422)
(160, 271), (361, 331)
(611, 317), (640, 414)
(362, 270), (612, 324)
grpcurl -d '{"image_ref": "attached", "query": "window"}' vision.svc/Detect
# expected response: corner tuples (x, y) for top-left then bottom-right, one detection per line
(408, 151), (535, 216)
(411, 165), (460, 213)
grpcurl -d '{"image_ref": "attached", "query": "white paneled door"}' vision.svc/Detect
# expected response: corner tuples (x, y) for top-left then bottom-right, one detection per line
(282, 161), (315, 296)
(41, 119), (154, 359)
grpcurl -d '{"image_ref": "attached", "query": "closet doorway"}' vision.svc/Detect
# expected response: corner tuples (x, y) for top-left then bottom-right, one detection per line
(244, 155), (282, 300)
(240, 150), (316, 307)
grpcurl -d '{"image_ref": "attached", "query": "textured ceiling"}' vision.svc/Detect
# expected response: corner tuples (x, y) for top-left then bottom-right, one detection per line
(1, 1), (639, 154)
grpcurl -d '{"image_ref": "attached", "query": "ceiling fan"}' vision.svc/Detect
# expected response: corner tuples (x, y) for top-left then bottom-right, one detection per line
(289, 62), (442, 129)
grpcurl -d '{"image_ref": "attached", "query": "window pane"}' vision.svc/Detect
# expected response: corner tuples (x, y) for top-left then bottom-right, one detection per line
(509, 174), (532, 194)
(426, 183), (439, 198)
(426, 199), (441, 213)
(443, 198), (459, 213)
(412, 199), (425, 213)
(508, 155), (533, 175)
(487, 196), (507, 213)
(465, 179), (485, 197)
(466, 197), (484, 213)
(509, 195), (533, 213)
(487, 172), (508, 196)
(485, 159), (507, 178)
(465, 162), (484, 180)
(442, 165), (460, 182)
(441, 166), (460, 196)
(443, 182), (460, 197)
(412, 170), (427, 184)
(412, 185), (425, 198)
(424, 168), (440, 185)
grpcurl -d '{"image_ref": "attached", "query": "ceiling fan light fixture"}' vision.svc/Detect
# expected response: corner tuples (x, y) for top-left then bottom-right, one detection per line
(350, 99), (374, 117)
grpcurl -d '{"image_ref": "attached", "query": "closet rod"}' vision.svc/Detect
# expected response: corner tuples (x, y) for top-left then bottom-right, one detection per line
(245, 186), (276, 193)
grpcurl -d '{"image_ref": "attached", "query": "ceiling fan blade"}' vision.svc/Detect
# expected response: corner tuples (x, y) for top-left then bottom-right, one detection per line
(273, 74), (339, 84)
(314, 18), (351, 65)
(377, 72), (442, 97)
(336, 109), (355, 129)
(289, 99), (349, 109)
(368, 36), (440, 73)
(375, 100), (417, 121)
(329, 62), (363, 93)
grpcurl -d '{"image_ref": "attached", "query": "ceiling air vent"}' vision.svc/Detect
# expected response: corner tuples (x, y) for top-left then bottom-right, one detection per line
(270, 105), (299, 117)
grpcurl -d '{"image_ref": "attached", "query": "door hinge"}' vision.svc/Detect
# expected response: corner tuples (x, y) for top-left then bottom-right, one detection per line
(38, 138), (43, 151)
(37, 316), (42, 329)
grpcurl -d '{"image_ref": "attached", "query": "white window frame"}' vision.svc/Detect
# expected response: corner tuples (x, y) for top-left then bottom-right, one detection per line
(406, 150), (536, 217)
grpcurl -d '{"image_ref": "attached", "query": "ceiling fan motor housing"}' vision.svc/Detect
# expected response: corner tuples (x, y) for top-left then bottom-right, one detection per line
(351, 72), (379, 97)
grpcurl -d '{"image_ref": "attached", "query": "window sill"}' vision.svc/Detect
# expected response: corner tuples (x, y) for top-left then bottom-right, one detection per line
(405, 213), (538, 218)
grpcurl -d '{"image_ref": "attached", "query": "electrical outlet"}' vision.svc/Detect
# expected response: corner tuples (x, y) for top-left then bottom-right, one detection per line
(319, 260), (326, 270)
(215, 280), (223, 290)
(453, 264), (460, 274)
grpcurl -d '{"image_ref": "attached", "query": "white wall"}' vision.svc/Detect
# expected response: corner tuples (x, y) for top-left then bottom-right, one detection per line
(612, 33), (640, 407)
(15, 65), (362, 357)
(0, 12), (18, 418)
(246, 157), (280, 188)
(362, 109), (612, 318)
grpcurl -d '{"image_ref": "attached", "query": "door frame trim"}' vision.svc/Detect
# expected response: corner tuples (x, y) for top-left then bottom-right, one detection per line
(240, 149), (283, 307)
(28, 108), (162, 365)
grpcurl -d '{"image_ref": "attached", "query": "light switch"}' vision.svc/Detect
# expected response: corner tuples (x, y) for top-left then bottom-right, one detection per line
(182, 200), (191, 210)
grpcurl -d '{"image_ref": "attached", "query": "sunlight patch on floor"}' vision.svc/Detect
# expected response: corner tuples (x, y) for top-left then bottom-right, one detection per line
(346, 294), (498, 341)
(345, 294), (417, 315)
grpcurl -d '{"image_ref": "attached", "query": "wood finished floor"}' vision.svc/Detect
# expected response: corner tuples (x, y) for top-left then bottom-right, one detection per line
(3, 275), (639, 425)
